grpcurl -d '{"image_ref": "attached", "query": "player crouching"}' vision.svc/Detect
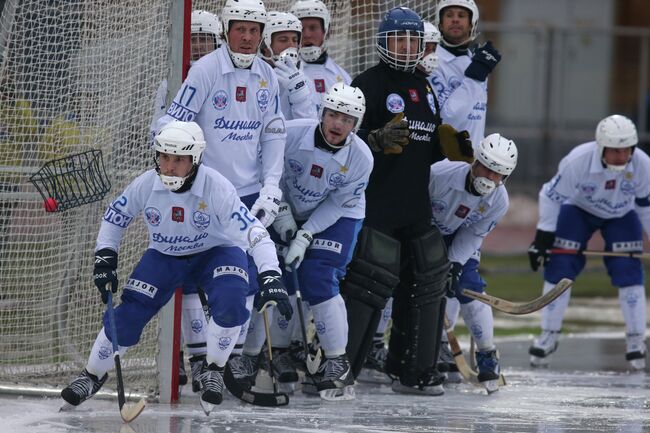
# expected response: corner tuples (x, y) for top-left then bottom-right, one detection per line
(60, 121), (291, 414)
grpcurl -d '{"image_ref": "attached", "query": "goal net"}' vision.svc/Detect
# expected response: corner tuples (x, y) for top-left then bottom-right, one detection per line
(0, 0), (438, 400)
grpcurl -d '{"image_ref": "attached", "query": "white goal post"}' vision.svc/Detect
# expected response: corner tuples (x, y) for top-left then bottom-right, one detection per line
(0, 0), (439, 403)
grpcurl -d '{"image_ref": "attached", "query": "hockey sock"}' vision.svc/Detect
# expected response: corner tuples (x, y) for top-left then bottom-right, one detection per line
(540, 280), (571, 332)
(242, 308), (267, 356)
(231, 295), (254, 357)
(86, 327), (127, 378)
(270, 294), (296, 348)
(459, 299), (494, 351)
(445, 296), (461, 329)
(373, 297), (393, 344)
(618, 285), (647, 352)
(181, 293), (207, 356)
(310, 294), (348, 357)
(206, 318), (240, 367)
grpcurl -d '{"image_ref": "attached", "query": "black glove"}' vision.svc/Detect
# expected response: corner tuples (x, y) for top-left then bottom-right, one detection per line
(527, 230), (555, 272)
(465, 41), (501, 82)
(367, 112), (410, 155)
(255, 270), (293, 320)
(93, 248), (118, 304)
(438, 124), (474, 163)
(446, 262), (463, 298)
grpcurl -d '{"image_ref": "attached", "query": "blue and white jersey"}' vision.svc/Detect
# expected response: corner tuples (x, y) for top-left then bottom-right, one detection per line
(302, 56), (351, 112)
(429, 45), (487, 149)
(95, 165), (280, 274)
(538, 141), (650, 232)
(149, 78), (168, 139)
(429, 160), (509, 264)
(280, 119), (373, 235)
(155, 45), (286, 197)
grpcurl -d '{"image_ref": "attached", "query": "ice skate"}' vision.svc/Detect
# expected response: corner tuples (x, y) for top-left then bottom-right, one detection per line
(476, 348), (500, 394)
(529, 330), (560, 367)
(357, 341), (392, 385)
(391, 368), (445, 396)
(227, 353), (260, 391)
(178, 351), (188, 386)
(199, 363), (224, 415)
(437, 341), (462, 384)
(60, 369), (108, 409)
(625, 337), (647, 370)
(189, 354), (206, 392)
(271, 348), (299, 393)
(316, 354), (355, 401)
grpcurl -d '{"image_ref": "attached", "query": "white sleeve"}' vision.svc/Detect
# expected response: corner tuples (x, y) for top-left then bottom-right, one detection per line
(95, 174), (149, 253)
(149, 79), (168, 139)
(212, 183), (281, 274)
(259, 77), (287, 188)
(289, 92), (318, 120)
(447, 227), (485, 265)
(432, 74), (484, 127)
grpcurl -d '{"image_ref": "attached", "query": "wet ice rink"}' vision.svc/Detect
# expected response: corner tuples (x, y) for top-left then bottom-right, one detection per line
(3, 333), (649, 433)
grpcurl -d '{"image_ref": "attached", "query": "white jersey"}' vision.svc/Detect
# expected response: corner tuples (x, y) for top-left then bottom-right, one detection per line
(302, 56), (351, 113)
(150, 78), (167, 139)
(95, 165), (280, 273)
(278, 63), (318, 120)
(429, 160), (509, 264)
(429, 45), (488, 149)
(538, 141), (650, 232)
(155, 45), (286, 197)
(280, 119), (373, 235)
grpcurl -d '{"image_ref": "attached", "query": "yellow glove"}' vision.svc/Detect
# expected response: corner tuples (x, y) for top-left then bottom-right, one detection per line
(438, 124), (474, 163)
(368, 112), (410, 155)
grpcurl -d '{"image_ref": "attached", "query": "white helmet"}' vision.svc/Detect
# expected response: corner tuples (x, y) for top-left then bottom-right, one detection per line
(473, 133), (517, 195)
(154, 121), (206, 191)
(419, 21), (440, 74)
(434, 0), (479, 47)
(289, 0), (331, 62)
(319, 83), (366, 147)
(191, 10), (223, 48)
(595, 114), (638, 172)
(263, 11), (302, 61)
(221, 0), (267, 68)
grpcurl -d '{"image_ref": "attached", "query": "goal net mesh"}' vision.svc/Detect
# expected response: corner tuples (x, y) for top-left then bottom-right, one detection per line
(0, 0), (437, 398)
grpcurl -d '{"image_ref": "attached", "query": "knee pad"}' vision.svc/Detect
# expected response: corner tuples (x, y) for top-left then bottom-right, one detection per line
(386, 228), (449, 379)
(341, 226), (401, 378)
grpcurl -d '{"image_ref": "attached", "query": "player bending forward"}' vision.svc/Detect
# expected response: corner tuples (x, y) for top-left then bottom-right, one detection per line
(60, 121), (292, 414)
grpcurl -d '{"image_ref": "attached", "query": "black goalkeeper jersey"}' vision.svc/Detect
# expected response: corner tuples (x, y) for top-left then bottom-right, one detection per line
(352, 61), (444, 232)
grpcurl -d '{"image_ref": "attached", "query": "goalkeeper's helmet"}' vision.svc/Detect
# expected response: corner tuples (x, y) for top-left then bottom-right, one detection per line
(434, 0), (479, 47)
(419, 21), (440, 74)
(472, 133), (518, 196)
(262, 11), (302, 62)
(221, 0), (266, 68)
(319, 82), (366, 149)
(595, 114), (637, 172)
(289, 0), (330, 62)
(154, 121), (206, 191)
(376, 7), (424, 73)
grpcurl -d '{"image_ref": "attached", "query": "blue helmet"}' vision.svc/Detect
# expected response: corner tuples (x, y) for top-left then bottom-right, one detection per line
(376, 7), (424, 72)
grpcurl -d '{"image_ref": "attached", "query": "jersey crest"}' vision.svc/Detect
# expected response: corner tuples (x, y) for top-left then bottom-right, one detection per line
(172, 206), (184, 222)
(314, 79), (326, 93)
(386, 93), (405, 113)
(236, 86), (247, 102)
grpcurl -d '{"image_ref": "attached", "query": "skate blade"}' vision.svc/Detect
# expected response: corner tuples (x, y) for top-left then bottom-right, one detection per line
(59, 402), (76, 412)
(356, 368), (392, 385)
(529, 355), (550, 368)
(391, 382), (444, 396)
(200, 398), (215, 416)
(482, 379), (499, 394)
(120, 398), (146, 423)
(319, 385), (355, 401)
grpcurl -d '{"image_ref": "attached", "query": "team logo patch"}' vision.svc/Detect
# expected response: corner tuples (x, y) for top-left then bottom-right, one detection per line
(257, 88), (270, 112)
(310, 238), (342, 254)
(192, 210), (210, 231)
(310, 164), (323, 178)
(277, 316), (289, 330)
(621, 179), (634, 195)
(145, 207), (161, 226)
(212, 90), (229, 110)
(605, 179), (616, 190)
(124, 278), (159, 298)
(315, 321), (326, 334)
(431, 200), (446, 214)
(408, 88), (420, 102)
(191, 319), (203, 334)
(454, 204), (470, 218)
(328, 172), (346, 188)
(98, 345), (112, 360)
(264, 117), (285, 134)
(236, 86), (246, 102)
(247, 225), (269, 249)
(218, 337), (232, 350)
(314, 79), (326, 93)
(342, 197), (360, 208)
(213, 265), (249, 283)
(580, 183), (597, 196)
(386, 93), (405, 113)
(172, 206), (184, 222)
(288, 158), (304, 175)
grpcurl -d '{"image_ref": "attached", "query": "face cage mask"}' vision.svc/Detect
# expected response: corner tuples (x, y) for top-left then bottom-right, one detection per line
(472, 176), (497, 196)
(299, 44), (324, 62)
(377, 30), (424, 72)
(274, 47), (300, 64)
(601, 146), (634, 172)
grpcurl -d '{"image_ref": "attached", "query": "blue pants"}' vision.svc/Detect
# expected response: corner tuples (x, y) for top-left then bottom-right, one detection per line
(271, 217), (363, 306)
(443, 233), (487, 304)
(103, 246), (250, 347)
(544, 204), (644, 287)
